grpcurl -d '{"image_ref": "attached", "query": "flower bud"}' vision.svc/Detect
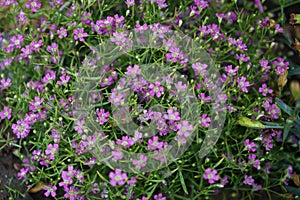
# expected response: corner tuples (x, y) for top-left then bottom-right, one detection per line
(290, 80), (300, 100)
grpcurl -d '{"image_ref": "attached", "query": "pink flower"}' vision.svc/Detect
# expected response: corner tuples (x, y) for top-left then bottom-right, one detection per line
(237, 76), (250, 92)
(199, 114), (211, 127)
(109, 168), (127, 186)
(17, 167), (28, 180)
(43, 185), (57, 197)
(26, 0), (42, 12)
(148, 136), (164, 150)
(0, 78), (11, 89)
(244, 139), (256, 152)
(258, 83), (273, 96)
(116, 136), (135, 148)
(0, 106), (12, 119)
(74, 28), (88, 42)
(203, 168), (219, 184)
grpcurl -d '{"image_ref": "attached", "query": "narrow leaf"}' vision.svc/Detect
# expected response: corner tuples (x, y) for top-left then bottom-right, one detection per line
(275, 98), (293, 116)
(289, 68), (300, 76)
(283, 119), (293, 142)
(285, 185), (300, 195)
(179, 170), (188, 195)
(237, 116), (265, 129)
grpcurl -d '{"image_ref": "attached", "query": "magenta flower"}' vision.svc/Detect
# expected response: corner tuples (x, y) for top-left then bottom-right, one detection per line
(236, 53), (250, 63)
(150, 0), (168, 8)
(116, 136), (135, 148)
(132, 154), (148, 170)
(29, 96), (44, 112)
(198, 93), (211, 103)
(268, 104), (280, 119)
(74, 119), (86, 134)
(177, 120), (193, 137)
(109, 92), (124, 106)
(26, 0), (42, 12)
(148, 136), (164, 150)
(80, 11), (91, 25)
(32, 149), (42, 161)
(45, 143), (59, 161)
(10, 34), (24, 49)
(74, 170), (84, 183)
(17, 167), (28, 180)
(154, 193), (167, 200)
(135, 23), (148, 33)
(273, 57), (289, 75)
(244, 139), (256, 152)
(30, 39), (43, 51)
(110, 31), (132, 49)
(126, 64), (141, 78)
(50, 129), (60, 143)
(165, 47), (184, 63)
(199, 114), (211, 128)
(126, 0), (135, 6)
(258, 83), (273, 96)
(42, 70), (56, 84)
(96, 108), (110, 124)
(57, 27), (67, 39)
(59, 166), (75, 188)
(0, 106), (12, 119)
(148, 81), (164, 98)
(64, 186), (78, 200)
(243, 175), (255, 185)
(192, 62), (208, 76)
(164, 107), (180, 121)
(12, 120), (31, 138)
(57, 75), (70, 86)
(260, 58), (271, 72)
(43, 185), (57, 197)
(237, 76), (250, 92)
(224, 65), (238, 76)
(248, 154), (261, 170)
(0, 78), (12, 89)
(111, 148), (124, 160)
(109, 168), (128, 186)
(127, 177), (138, 186)
(203, 168), (219, 184)
(2, 58), (13, 68)
(220, 176), (229, 187)
(16, 12), (28, 23)
(46, 42), (59, 54)
(74, 28), (88, 42)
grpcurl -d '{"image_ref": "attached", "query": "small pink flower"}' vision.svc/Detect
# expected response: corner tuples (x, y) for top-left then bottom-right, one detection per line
(74, 28), (88, 42)
(109, 168), (127, 186)
(203, 168), (219, 184)
(199, 114), (211, 128)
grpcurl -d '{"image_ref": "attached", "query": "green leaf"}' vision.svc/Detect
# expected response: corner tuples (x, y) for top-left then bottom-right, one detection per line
(283, 119), (294, 142)
(289, 68), (300, 77)
(285, 186), (300, 195)
(179, 170), (188, 195)
(290, 126), (300, 139)
(237, 116), (265, 129)
(275, 98), (293, 116)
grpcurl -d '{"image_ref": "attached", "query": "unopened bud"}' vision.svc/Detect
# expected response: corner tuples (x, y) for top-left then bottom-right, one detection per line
(290, 80), (300, 100)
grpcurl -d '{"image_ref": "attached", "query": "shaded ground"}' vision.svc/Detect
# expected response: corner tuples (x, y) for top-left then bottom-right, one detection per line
(0, 148), (33, 199)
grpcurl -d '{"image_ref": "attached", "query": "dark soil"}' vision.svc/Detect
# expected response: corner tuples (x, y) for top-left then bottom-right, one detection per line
(0, 146), (52, 200)
(0, 148), (30, 199)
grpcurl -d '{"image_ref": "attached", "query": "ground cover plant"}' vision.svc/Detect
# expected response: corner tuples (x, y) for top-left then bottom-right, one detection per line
(0, 0), (300, 199)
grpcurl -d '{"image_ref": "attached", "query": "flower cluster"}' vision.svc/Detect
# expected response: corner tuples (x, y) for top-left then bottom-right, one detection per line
(0, 0), (296, 199)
